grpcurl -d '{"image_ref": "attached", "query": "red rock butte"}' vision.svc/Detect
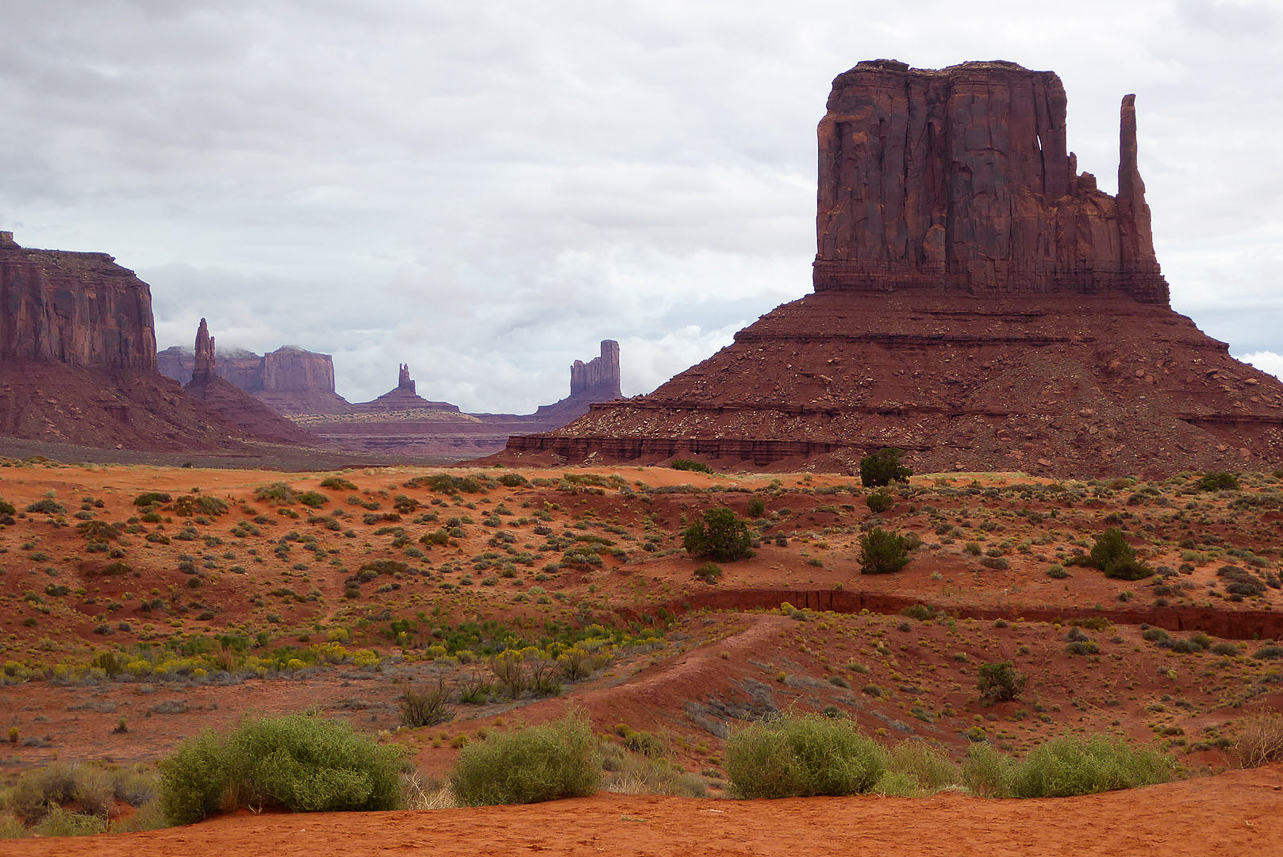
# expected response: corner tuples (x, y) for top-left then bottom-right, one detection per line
(502, 60), (1283, 477)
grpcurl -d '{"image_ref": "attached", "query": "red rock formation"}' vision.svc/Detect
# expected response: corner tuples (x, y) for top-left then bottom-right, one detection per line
(158, 342), (352, 414)
(498, 61), (1283, 477)
(812, 60), (1166, 302)
(570, 341), (621, 399)
(181, 319), (318, 446)
(354, 364), (459, 413)
(0, 231), (157, 370)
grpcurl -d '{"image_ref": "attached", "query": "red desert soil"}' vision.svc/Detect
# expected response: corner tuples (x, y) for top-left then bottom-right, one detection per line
(8, 765), (1283, 857)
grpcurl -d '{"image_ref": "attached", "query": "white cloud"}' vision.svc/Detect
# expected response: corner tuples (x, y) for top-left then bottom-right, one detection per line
(1239, 351), (1283, 382)
(1, 1), (1280, 409)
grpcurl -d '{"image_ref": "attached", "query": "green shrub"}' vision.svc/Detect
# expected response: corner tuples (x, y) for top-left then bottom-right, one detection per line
(173, 495), (229, 517)
(858, 527), (909, 575)
(1196, 471), (1240, 492)
(882, 741), (960, 793)
(724, 713), (884, 798)
(297, 491), (329, 509)
(747, 496), (766, 517)
(693, 562), (723, 584)
(859, 448), (912, 488)
(159, 715), (404, 825)
(670, 459), (714, 474)
(30, 806), (107, 837)
(320, 476), (358, 491)
(497, 472), (530, 488)
(683, 507), (753, 562)
(1005, 735), (1174, 798)
(133, 491), (172, 507)
(450, 710), (599, 806)
(25, 499), (66, 515)
(977, 661), (1026, 702)
(962, 743), (1013, 797)
(1088, 528), (1152, 580)
(255, 483), (298, 505)
(865, 491), (894, 514)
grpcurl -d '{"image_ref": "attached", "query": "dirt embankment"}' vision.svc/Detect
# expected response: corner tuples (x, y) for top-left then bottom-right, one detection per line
(7, 765), (1282, 857)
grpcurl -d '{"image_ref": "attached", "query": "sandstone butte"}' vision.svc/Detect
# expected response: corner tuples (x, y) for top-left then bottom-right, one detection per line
(0, 232), (310, 451)
(160, 342), (354, 415)
(502, 60), (1283, 478)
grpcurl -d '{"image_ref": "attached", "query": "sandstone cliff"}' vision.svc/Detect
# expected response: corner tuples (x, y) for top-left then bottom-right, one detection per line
(0, 231), (156, 370)
(158, 342), (351, 414)
(499, 61), (1283, 477)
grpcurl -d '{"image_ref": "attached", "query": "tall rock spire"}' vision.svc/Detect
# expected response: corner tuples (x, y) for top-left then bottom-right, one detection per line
(191, 318), (216, 385)
(1117, 94), (1156, 266)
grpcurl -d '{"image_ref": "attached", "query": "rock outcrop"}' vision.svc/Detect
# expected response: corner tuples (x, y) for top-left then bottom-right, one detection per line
(812, 60), (1165, 302)
(500, 61), (1283, 477)
(158, 342), (351, 414)
(180, 320), (319, 446)
(1, 231), (157, 370)
(353, 364), (460, 413)
(0, 233), (320, 451)
(530, 340), (623, 423)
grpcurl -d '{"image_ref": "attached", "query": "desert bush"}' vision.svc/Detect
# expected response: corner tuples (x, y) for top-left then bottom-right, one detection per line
(400, 677), (454, 728)
(962, 743), (1014, 797)
(859, 448), (912, 488)
(881, 741), (961, 793)
(1233, 711), (1283, 767)
(601, 745), (707, 798)
(670, 458), (714, 474)
(977, 661), (1027, 702)
(858, 527), (909, 575)
(1088, 527), (1153, 580)
(159, 715), (404, 825)
(255, 483), (298, 505)
(173, 495), (229, 517)
(320, 476), (358, 491)
(408, 473), (483, 494)
(747, 496), (766, 517)
(724, 713), (884, 799)
(29, 806), (107, 837)
(693, 562), (723, 584)
(1196, 471), (1240, 492)
(450, 710), (599, 806)
(683, 507), (753, 562)
(865, 491), (894, 514)
(133, 491), (172, 507)
(25, 499), (65, 515)
(297, 491), (328, 509)
(497, 472), (530, 488)
(1004, 735), (1173, 798)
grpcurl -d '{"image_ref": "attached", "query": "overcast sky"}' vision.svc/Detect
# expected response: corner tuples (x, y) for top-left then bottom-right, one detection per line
(1, 0), (1280, 410)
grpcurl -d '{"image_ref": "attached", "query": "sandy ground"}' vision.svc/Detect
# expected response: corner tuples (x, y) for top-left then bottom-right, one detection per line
(8, 765), (1283, 857)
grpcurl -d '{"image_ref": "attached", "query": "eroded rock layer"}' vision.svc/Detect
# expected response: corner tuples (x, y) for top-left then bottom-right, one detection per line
(501, 61), (1283, 477)
(1, 232), (156, 370)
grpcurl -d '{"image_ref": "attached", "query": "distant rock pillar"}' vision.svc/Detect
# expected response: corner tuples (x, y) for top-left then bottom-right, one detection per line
(1117, 94), (1156, 267)
(192, 318), (216, 385)
(397, 363), (416, 394)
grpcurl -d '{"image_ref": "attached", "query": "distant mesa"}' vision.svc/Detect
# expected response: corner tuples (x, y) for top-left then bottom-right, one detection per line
(0, 232), (317, 452)
(529, 340), (621, 422)
(502, 61), (1283, 477)
(159, 340), (351, 415)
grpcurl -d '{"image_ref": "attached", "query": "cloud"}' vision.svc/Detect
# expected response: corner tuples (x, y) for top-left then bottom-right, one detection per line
(1239, 351), (1283, 382)
(1, 2), (1280, 410)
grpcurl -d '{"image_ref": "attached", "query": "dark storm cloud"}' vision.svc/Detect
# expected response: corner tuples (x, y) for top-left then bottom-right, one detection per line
(1, 1), (1279, 410)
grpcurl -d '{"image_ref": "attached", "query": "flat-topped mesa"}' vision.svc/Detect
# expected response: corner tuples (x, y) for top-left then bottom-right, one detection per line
(813, 60), (1167, 302)
(0, 231), (157, 370)
(569, 340), (621, 399)
(355, 364), (460, 413)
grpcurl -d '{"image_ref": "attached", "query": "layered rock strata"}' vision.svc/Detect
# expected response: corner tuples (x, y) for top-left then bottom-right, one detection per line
(501, 61), (1283, 477)
(158, 343), (351, 414)
(1, 231), (156, 370)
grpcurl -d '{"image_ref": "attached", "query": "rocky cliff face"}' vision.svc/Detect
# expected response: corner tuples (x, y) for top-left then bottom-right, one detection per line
(499, 61), (1283, 477)
(158, 342), (350, 414)
(812, 60), (1165, 301)
(0, 231), (157, 370)
(570, 340), (621, 399)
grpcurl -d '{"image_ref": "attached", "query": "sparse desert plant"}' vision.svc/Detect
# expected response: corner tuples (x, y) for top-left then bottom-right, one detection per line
(747, 496), (766, 517)
(865, 491), (894, 514)
(25, 498), (66, 515)
(683, 507), (754, 562)
(400, 677), (454, 728)
(450, 710), (599, 806)
(859, 448), (912, 488)
(320, 476), (358, 491)
(693, 562), (723, 584)
(881, 740), (961, 793)
(977, 661), (1027, 702)
(1233, 710), (1283, 767)
(497, 472), (530, 488)
(858, 527), (909, 575)
(670, 458), (714, 474)
(133, 491), (172, 507)
(1196, 471), (1240, 492)
(725, 712), (884, 799)
(254, 482), (298, 505)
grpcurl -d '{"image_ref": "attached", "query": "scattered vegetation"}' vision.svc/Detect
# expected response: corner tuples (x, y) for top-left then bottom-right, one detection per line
(858, 527), (910, 575)
(725, 713), (885, 798)
(859, 448), (912, 488)
(964, 735), (1174, 798)
(683, 507), (754, 562)
(670, 459), (714, 474)
(977, 661), (1027, 702)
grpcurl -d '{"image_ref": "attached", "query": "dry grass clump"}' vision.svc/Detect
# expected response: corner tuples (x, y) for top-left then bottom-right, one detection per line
(1233, 710), (1283, 768)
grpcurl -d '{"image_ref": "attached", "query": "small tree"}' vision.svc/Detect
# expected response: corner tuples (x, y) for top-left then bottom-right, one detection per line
(858, 527), (910, 575)
(859, 448), (913, 488)
(1088, 527), (1153, 581)
(683, 507), (754, 562)
(977, 661), (1027, 702)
